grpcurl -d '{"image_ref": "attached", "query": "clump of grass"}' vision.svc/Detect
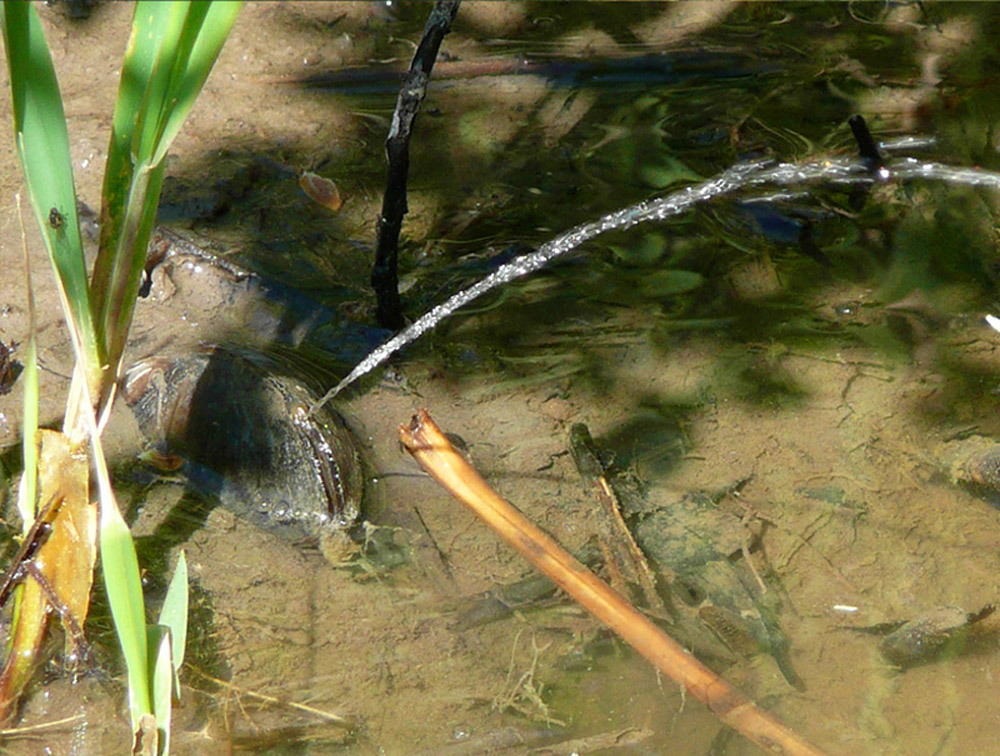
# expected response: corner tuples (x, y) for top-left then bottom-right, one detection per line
(0, 2), (240, 752)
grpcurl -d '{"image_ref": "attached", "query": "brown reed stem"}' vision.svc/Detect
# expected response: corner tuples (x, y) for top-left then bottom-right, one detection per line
(399, 409), (833, 756)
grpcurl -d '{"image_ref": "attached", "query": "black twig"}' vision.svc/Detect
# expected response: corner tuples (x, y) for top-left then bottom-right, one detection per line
(848, 114), (885, 172)
(371, 0), (461, 330)
(847, 114), (884, 212)
(0, 496), (62, 610)
(0, 496), (92, 664)
(22, 562), (91, 662)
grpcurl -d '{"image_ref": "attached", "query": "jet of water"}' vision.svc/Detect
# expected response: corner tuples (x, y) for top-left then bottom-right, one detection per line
(311, 151), (1000, 414)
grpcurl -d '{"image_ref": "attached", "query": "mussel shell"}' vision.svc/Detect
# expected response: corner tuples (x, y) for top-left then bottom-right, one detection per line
(123, 347), (364, 541)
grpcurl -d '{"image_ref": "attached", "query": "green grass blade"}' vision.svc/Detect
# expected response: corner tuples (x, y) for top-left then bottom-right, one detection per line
(86, 397), (150, 727)
(99, 492), (151, 726)
(92, 160), (166, 399)
(16, 333), (38, 527)
(91, 0), (241, 389)
(149, 625), (174, 755)
(0, 4), (100, 377)
(149, 2), (242, 167)
(90, 1), (183, 393)
(92, 2), (174, 327)
(132, 3), (215, 165)
(16, 194), (39, 527)
(158, 551), (188, 695)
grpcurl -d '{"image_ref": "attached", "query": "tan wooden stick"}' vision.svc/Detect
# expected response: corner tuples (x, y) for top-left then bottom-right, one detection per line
(399, 409), (833, 756)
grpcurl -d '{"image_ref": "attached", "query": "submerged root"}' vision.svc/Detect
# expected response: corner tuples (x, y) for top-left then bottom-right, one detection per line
(492, 629), (565, 727)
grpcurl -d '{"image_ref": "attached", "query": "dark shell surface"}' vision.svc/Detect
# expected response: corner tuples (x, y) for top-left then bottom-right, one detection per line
(123, 347), (365, 541)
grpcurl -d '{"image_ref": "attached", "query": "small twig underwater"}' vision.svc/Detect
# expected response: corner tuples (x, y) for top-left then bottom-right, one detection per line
(0, 496), (62, 611)
(846, 114), (885, 210)
(399, 409), (832, 756)
(848, 115), (885, 172)
(371, 0), (460, 330)
(187, 667), (356, 729)
(0, 494), (92, 664)
(0, 713), (85, 737)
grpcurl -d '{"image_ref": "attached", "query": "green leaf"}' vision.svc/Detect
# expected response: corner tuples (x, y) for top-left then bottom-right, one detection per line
(0, 3), (100, 376)
(158, 551), (189, 695)
(91, 0), (242, 393)
(18, 196), (39, 527)
(149, 625), (174, 756)
(16, 332), (38, 528)
(100, 493), (151, 725)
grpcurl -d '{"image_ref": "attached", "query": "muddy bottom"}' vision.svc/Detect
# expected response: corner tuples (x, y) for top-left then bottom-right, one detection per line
(12, 281), (1000, 756)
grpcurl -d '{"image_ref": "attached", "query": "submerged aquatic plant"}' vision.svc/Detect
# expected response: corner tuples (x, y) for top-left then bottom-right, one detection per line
(0, 2), (239, 751)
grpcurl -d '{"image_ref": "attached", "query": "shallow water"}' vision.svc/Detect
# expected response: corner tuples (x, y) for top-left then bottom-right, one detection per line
(5, 3), (1000, 755)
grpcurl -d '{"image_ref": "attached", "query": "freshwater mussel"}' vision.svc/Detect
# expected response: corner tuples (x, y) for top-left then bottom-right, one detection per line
(122, 346), (365, 545)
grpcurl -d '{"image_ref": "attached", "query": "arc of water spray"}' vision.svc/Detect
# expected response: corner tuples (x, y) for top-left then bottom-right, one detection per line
(311, 149), (1000, 415)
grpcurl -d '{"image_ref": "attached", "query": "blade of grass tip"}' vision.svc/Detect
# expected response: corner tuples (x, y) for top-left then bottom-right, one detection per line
(0, 5), (100, 382)
(92, 1), (240, 394)
(149, 1), (242, 167)
(15, 192), (39, 528)
(157, 551), (188, 697)
(89, 1), (184, 404)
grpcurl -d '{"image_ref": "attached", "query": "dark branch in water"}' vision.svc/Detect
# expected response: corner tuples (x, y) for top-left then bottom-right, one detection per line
(0, 495), (91, 661)
(0, 497), (61, 612)
(848, 114), (885, 172)
(848, 115), (885, 212)
(371, 0), (461, 331)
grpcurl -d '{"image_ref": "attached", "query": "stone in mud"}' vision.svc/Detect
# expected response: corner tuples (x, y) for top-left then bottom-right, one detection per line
(873, 605), (995, 668)
(945, 436), (1000, 503)
(123, 346), (365, 543)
